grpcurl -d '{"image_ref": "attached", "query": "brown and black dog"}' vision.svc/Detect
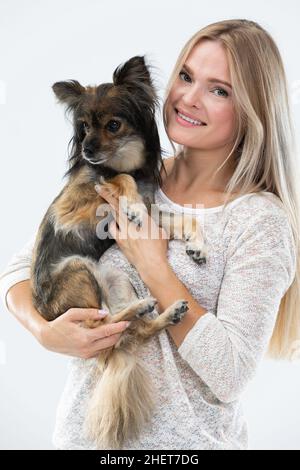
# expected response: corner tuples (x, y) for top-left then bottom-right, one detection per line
(30, 55), (207, 448)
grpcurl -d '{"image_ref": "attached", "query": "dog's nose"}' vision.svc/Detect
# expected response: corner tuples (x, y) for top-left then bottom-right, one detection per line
(83, 145), (94, 157)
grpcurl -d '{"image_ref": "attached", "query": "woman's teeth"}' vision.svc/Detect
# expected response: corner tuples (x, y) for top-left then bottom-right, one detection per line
(177, 111), (203, 126)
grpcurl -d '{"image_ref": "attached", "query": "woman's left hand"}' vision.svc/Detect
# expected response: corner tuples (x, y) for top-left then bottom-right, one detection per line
(96, 186), (169, 275)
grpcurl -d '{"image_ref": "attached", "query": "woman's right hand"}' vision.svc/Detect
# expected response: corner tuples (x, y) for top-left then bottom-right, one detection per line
(40, 308), (130, 359)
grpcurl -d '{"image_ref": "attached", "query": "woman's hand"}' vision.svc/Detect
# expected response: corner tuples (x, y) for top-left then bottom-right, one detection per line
(96, 186), (170, 276)
(40, 308), (130, 359)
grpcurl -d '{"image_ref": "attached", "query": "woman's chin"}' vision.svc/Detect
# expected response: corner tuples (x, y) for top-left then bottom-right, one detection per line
(166, 126), (188, 145)
(167, 131), (193, 147)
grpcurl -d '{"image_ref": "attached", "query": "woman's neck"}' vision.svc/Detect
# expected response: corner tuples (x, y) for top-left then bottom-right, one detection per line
(169, 150), (236, 194)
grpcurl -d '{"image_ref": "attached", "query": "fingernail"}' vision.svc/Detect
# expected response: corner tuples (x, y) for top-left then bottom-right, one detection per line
(98, 309), (108, 317)
(125, 321), (131, 328)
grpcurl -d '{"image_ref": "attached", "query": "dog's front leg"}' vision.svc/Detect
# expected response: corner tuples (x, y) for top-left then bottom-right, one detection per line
(150, 205), (207, 265)
(97, 174), (148, 227)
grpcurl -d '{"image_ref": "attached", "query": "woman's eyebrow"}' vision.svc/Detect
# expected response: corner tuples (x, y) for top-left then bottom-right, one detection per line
(182, 63), (232, 89)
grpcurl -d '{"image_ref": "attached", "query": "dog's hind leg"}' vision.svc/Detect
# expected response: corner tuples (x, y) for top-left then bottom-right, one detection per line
(39, 255), (104, 322)
(134, 299), (189, 340)
(95, 266), (188, 340)
(96, 264), (158, 322)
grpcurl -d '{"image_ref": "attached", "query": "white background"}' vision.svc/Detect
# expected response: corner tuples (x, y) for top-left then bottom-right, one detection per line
(0, 0), (299, 450)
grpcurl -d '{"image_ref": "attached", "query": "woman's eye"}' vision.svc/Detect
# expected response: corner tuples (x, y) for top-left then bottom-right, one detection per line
(179, 71), (192, 83)
(212, 88), (229, 98)
(178, 70), (229, 98)
(106, 120), (121, 133)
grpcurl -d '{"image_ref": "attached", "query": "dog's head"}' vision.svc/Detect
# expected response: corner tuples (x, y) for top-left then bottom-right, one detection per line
(52, 55), (163, 186)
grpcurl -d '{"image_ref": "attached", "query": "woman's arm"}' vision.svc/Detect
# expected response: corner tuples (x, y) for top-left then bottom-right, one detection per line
(6, 280), (130, 357)
(142, 210), (296, 403)
(6, 280), (47, 343)
(96, 185), (208, 347)
(97, 187), (206, 347)
(1, 240), (130, 358)
(139, 263), (208, 348)
(71, 186), (296, 402)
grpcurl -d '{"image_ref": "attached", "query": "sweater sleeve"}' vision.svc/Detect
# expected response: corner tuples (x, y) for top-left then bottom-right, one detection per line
(0, 233), (36, 310)
(178, 208), (297, 403)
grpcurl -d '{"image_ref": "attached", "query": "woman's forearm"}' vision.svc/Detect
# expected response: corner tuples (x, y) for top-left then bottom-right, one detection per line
(139, 262), (207, 348)
(5, 279), (131, 358)
(6, 267), (207, 349)
(6, 280), (47, 343)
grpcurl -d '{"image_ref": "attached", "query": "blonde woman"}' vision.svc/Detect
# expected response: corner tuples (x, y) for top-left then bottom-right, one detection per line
(1, 19), (299, 450)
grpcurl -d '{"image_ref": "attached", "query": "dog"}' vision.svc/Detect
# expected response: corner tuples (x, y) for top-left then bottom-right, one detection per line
(30, 55), (207, 449)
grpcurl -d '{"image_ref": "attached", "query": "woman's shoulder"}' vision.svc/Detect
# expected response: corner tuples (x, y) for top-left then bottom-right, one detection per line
(230, 191), (288, 220)
(226, 191), (294, 251)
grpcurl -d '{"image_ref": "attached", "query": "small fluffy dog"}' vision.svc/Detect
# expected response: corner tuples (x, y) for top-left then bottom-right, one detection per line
(30, 55), (206, 449)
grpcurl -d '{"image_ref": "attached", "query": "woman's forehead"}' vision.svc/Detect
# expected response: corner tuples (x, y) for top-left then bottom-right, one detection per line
(186, 40), (230, 82)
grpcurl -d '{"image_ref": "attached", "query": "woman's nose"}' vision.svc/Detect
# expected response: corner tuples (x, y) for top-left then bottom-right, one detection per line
(182, 85), (203, 109)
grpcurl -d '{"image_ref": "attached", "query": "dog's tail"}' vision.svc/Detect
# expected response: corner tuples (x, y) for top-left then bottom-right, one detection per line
(85, 348), (154, 449)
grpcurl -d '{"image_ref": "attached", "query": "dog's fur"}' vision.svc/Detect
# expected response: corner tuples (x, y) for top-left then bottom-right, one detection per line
(30, 55), (207, 449)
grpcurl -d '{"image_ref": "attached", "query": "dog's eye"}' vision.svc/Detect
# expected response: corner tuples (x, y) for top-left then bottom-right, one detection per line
(105, 120), (121, 133)
(83, 122), (90, 132)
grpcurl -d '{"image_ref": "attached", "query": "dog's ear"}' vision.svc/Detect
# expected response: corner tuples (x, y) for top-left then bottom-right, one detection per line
(52, 80), (85, 108)
(112, 55), (152, 87)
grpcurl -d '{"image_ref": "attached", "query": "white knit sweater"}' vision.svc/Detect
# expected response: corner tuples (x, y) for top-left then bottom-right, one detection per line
(0, 187), (296, 450)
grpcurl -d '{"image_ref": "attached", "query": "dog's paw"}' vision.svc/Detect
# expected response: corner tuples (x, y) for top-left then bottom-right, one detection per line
(120, 200), (147, 227)
(186, 240), (207, 265)
(168, 299), (189, 324)
(135, 297), (158, 318)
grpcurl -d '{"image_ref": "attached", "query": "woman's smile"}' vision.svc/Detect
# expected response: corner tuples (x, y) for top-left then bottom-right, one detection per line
(174, 108), (207, 128)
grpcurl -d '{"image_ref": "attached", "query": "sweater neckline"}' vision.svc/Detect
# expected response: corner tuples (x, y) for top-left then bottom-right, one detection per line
(156, 186), (259, 215)
(157, 156), (275, 214)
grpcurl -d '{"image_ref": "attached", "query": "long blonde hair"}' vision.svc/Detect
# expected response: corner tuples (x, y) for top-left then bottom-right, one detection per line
(162, 19), (300, 360)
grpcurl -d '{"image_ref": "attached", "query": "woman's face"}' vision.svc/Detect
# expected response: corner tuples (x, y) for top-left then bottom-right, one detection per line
(166, 40), (237, 151)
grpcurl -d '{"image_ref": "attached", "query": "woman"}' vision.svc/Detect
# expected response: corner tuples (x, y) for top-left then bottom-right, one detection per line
(1, 19), (299, 450)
